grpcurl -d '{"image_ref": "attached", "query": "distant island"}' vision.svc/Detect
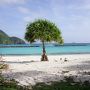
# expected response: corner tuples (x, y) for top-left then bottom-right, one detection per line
(0, 30), (25, 44)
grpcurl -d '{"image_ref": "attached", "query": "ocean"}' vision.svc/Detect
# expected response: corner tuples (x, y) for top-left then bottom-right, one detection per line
(0, 43), (90, 55)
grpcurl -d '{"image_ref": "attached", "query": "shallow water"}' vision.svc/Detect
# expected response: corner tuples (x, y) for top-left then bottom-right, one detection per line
(0, 44), (90, 55)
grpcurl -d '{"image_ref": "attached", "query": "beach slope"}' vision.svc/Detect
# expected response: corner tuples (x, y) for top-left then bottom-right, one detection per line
(2, 54), (90, 86)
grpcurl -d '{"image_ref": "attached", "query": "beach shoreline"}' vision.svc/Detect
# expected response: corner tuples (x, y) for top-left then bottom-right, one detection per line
(1, 54), (90, 86)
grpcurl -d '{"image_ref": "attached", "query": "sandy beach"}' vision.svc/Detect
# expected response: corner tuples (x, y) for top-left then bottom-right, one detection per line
(1, 54), (90, 86)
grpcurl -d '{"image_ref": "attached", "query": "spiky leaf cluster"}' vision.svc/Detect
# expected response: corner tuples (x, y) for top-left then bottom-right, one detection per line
(25, 19), (63, 44)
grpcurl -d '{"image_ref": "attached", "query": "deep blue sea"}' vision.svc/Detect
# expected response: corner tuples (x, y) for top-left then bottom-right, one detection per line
(0, 43), (90, 55)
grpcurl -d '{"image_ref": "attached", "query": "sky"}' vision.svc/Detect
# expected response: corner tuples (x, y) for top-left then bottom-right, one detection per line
(0, 0), (90, 43)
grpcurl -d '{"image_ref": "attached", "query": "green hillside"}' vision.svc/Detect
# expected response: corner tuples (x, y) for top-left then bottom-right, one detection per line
(0, 30), (12, 44)
(10, 37), (25, 44)
(0, 30), (25, 44)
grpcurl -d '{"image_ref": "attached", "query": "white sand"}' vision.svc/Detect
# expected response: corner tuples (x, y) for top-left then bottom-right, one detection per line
(1, 54), (90, 86)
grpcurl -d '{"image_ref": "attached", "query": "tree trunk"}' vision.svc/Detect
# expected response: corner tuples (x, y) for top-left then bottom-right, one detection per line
(41, 41), (48, 61)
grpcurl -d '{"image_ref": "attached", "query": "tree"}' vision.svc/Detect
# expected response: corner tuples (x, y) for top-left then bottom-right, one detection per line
(25, 19), (64, 61)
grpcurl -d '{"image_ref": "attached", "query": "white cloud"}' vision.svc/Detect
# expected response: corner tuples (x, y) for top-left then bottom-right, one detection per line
(23, 16), (42, 22)
(18, 7), (30, 14)
(23, 10), (50, 22)
(23, 16), (32, 22)
(0, 0), (27, 5)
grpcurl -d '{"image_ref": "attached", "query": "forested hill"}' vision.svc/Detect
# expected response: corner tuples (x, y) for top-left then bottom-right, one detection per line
(0, 30), (25, 44)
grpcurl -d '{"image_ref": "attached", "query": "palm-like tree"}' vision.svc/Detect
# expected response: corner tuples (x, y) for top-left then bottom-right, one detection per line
(25, 19), (64, 61)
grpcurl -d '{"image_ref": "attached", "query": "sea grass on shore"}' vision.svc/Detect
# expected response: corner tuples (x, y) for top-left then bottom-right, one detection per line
(0, 75), (90, 90)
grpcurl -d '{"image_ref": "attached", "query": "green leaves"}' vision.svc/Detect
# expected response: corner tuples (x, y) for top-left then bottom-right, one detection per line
(25, 19), (64, 44)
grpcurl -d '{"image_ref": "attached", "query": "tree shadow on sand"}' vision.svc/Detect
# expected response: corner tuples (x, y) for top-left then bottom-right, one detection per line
(63, 60), (90, 71)
(2, 69), (64, 85)
(63, 60), (90, 82)
(3, 60), (38, 64)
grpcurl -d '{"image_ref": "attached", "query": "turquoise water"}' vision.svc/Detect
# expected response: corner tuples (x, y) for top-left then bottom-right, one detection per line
(0, 44), (90, 55)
